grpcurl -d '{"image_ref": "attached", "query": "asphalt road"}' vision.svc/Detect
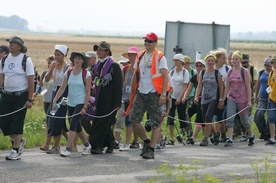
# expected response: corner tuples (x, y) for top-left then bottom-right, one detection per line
(0, 138), (275, 183)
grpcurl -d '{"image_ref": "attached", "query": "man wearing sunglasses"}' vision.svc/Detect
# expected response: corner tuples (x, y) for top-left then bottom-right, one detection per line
(126, 32), (169, 159)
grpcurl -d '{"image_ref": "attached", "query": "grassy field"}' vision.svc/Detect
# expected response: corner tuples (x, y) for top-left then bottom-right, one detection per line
(0, 32), (274, 149)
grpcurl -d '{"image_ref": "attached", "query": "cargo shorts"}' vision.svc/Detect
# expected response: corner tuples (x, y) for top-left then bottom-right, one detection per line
(130, 91), (162, 129)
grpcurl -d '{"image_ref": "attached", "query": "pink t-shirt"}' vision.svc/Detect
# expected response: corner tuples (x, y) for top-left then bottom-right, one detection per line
(227, 68), (249, 103)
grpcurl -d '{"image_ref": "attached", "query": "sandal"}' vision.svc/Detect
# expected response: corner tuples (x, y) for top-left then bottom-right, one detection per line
(39, 144), (49, 151)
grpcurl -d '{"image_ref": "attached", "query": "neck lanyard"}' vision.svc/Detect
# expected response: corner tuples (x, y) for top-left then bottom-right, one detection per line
(143, 53), (153, 69)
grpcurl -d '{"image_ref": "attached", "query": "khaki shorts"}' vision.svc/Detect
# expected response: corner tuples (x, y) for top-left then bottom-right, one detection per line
(129, 91), (162, 129)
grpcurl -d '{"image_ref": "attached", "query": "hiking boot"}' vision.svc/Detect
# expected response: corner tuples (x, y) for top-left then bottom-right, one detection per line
(90, 148), (103, 154)
(113, 141), (119, 149)
(105, 147), (113, 153)
(176, 135), (183, 143)
(18, 138), (27, 155)
(5, 149), (21, 161)
(265, 140), (276, 146)
(82, 143), (92, 155)
(219, 137), (227, 143)
(166, 139), (175, 145)
(40, 144), (49, 151)
(186, 137), (195, 145)
(142, 148), (154, 159)
(130, 141), (139, 149)
(199, 139), (208, 146)
(213, 132), (220, 145)
(224, 139), (233, 147)
(60, 149), (71, 157)
(240, 135), (248, 142)
(140, 142), (150, 156)
(119, 144), (130, 151)
(248, 135), (255, 146)
(46, 146), (60, 154)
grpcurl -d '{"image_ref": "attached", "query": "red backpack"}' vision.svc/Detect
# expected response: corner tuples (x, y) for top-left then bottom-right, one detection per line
(67, 67), (87, 85)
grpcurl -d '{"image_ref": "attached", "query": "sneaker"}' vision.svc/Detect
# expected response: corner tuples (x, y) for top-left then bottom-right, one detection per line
(213, 132), (220, 145)
(5, 149), (21, 160)
(130, 141), (139, 149)
(200, 139), (208, 146)
(142, 148), (154, 159)
(160, 136), (167, 149)
(119, 144), (130, 151)
(186, 137), (195, 145)
(46, 146), (60, 154)
(18, 138), (27, 155)
(248, 135), (255, 146)
(265, 140), (276, 146)
(155, 145), (161, 152)
(60, 149), (71, 157)
(140, 142), (150, 156)
(105, 147), (113, 153)
(240, 135), (248, 142)
(82, 144), (92, 155)
(39, 144), (49, 151)
(224, 139), (233, 147)
(166, 139), (175, 145)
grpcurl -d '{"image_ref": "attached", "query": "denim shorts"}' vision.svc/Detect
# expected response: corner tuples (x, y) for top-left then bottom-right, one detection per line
(268, 99), (276, 123)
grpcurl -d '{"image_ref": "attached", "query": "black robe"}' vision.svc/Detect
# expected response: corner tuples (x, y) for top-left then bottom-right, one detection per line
(89, 59), (123, 150)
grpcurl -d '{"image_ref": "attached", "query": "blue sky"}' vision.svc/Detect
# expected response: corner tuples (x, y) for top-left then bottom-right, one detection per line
(1, 0), (275, 36)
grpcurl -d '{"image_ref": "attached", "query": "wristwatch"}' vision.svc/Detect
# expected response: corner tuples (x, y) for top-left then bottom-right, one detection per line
(161, 93), (166, 97)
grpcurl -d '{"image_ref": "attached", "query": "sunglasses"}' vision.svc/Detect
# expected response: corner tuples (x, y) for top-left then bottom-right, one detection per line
(144, 39), (155, 43)
(195, 65), (203, 67)
(264, 64), (271, 67)
(241, 61), (249, 64)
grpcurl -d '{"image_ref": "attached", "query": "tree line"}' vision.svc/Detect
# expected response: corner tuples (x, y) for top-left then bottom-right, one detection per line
(0, 15), (29, 31)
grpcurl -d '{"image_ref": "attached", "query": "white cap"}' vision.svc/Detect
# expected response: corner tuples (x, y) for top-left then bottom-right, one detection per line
(86, 51), (97, 58)
(55, 45), (68, 56)
(118, 56), (129, 64)
(195, 59), (206, 67)
(173, 53), (184, 62)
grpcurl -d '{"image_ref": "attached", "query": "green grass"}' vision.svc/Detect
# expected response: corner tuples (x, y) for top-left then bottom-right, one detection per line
(0, 99), (261, 150)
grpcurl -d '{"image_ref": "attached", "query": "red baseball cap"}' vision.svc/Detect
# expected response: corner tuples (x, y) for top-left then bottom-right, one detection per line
(143, 32), (158, 41)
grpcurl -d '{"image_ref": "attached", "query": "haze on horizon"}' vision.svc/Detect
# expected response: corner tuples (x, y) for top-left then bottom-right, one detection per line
(1, 0), (276, 36)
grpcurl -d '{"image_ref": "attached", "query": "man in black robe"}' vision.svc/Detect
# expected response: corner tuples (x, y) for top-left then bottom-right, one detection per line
(89, 41), (122, 154)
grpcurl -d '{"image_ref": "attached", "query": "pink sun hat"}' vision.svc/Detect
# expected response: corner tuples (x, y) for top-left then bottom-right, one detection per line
(122, 46), (139, 58)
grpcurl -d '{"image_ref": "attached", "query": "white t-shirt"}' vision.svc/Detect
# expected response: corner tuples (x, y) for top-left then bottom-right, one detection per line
(52, 63), (69, 91)
(134, 52), (168, 94)
(217, 64), (231, 86)
(65, 69), (91, 107)
(0, 53), (34, 92)
(170, 68), (189, 99)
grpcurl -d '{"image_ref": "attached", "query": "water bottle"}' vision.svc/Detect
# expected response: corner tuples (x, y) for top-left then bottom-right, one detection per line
(36, 85), (42, 94)
(50, 102), (61, 116)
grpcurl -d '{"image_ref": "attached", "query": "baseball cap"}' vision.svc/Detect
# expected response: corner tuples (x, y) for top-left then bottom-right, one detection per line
(195, 59), (206, 67)
(0, 45), (9, 54)
(143, 32), (158, 41)
(118, 56), (129, 64)
(86, 51), (97, 58)
(173, 53), (184, 62)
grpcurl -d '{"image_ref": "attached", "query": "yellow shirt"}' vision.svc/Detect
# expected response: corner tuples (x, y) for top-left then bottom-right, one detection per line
(268, 70), (276, 103)
(245, 65), (259, 84)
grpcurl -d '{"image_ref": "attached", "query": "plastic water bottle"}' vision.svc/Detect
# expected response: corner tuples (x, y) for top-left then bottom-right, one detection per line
(50, 102), (61, 116)
(36, 85), (42, 94)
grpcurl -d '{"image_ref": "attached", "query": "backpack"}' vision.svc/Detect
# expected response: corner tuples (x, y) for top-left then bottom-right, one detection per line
(170, 68), (186, 78)
(201, 69), (219, 84)
(1, 54), (40, 90)
(228, 67), (245, 82)
(67, 67), (87, 86)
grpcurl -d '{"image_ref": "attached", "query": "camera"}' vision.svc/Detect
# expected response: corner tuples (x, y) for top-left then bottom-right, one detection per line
(173, 46), (182, 54)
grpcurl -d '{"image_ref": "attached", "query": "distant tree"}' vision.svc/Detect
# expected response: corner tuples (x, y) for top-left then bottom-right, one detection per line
(0, 15), (29, 31)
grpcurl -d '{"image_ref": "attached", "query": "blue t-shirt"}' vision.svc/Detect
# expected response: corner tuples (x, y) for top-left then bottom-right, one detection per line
(65, 69), (91, 107)
(259, 71), (269, 99)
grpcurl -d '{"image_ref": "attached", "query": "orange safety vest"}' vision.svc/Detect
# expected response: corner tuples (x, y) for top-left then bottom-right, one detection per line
(124, 49), (169, 116)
